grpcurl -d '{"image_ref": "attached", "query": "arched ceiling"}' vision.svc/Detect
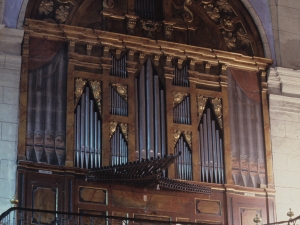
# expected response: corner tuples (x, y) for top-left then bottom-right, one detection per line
(23, 0), (265, 57)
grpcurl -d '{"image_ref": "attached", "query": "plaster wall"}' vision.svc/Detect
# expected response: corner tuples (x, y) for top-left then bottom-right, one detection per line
(0, 26), (23, 213)
(268, 67), (300, 222)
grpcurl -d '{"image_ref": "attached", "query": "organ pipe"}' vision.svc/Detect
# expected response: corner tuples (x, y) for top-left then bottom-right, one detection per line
(199, 105), (224, 184)
(74, 86), (102, 169)
(136, 58), (166, 160)
(173, 96), (191, 125)
(172, 65), (189, 87)
(175, 135), (192, 181)
(110, 126), (128, 166)
(110, 54), (127, 78)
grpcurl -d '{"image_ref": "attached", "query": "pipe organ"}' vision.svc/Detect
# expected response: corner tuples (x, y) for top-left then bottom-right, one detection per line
(18, 0), (276, 223)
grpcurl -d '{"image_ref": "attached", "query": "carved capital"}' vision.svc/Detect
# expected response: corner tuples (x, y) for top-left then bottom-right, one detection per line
(205, 62), (211, 74)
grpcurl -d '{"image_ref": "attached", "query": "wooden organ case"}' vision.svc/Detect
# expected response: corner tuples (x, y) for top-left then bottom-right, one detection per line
(17, 0), (275, 224)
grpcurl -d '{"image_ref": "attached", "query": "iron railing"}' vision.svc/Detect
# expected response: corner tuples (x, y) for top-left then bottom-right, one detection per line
(0, 207), (216, 225)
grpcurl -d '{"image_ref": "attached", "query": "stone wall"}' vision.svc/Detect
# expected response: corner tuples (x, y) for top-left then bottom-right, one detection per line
(0, 26), (23, 213)
(268, 67), (300, 222)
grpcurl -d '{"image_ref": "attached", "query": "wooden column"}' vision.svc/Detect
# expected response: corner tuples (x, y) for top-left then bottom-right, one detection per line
(18, 32), (30, 160)
(261, 72), (274, 189)
(221, 70), (234, 185)
(65, 42), (76, 167)
(190, 81), (200, 182)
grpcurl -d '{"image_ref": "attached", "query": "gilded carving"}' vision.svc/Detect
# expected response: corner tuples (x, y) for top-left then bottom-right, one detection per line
(90, 80), (102, 115)
(115, 49), (122, 60)
(203, 4), (220, 22)
(75, 78), (87, 108)
(205, 62), (211, 74)
(154, 55), (160, 66)
(103, 0), (114, 9)
(141, 20), (162, 38)
(38, 0), (53, 15)
(174, 130), (182, 146)
(183, 131), (192, 149)
(173, 91), (188, 107)
(109, 122), (118, 139)
(221, 64), (227, 75)
(166, 56), (173, 67)
(111, 83), (127, 102)
(103, 46), (110, 57)
(222, 16), (234, 30)
(165, 25), (173, 41)
(120, 123), (128, 141)
(190, 59), (196, 71)
(127, 18), (137, 35)
(216, 0), (233, 13)
(197, 96), (208, 121)
(173, 0), (194, 23)
(177, 58), (184, 70)
(87, 44), (92, 56)
(57, 0), (76, 4)
(237, 28), (250, 46)
(55, 5), (70, 23)
(211, 98), (223, 129)
(222, 31), (236, 50)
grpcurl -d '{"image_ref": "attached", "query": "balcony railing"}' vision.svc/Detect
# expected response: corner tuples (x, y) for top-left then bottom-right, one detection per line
(0, 207), (215, 225)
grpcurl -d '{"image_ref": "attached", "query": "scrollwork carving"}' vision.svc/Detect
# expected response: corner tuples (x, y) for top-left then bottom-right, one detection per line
(141, 20), (162, 38)
(109, 122), (118, 139)
(237, 28), (250, 46)
(75, 78), (87, 108)
(211, 98), (223, 129)
(222, 31), (236, 50)
(203, 4), (220, 22)
(174, 130), (182, 146)
(173, 91), (188, 107)
(165, 25), (173, 41)
(127, 18), (137, 35)
(183, 131), (192, 149)
(111, 83), (127, 102)
(103, 0), (114, 9)
(197, 96), (208, 121)
(39, 0), (53, 15)
(120, 123), (128, 141)
(55, 5), (70, 23)
(216, 0), (233, 13)
(173, 0), (194, 23)
(90, 80), (102, 115)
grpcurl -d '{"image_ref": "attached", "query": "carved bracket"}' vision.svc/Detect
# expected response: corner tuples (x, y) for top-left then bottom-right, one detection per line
(141, 20), (162, 38)
(90, 80), (102, 115)
(172, 0), (194, 23)
(109, 121), (128, 141)
(111, 83), (127, 102)
(173, 91), (188, 107)
(75, 78), (87, 108)
(197, 95), (208, 122)
(211, 98), (223, 129)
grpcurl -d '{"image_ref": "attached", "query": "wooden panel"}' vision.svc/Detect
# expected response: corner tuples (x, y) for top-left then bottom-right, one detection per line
(79, 209), (107, 225)
(134, 214), (170, 221)
(195, 219), (222, 225)
(240, 208), (261, 225)
(176, 217), (190, 222)
(112, 190), (191, 213)
(32, 186), (57, 223)
(196, 199), (221, 215)
(112, 212), (128, 225)
(79, 187), (107, 204)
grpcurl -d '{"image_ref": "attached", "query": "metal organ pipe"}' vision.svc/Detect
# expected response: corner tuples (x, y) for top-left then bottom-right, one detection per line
(160, 90), (166, 157)
(75, 86), (102, 169)
(146, 58), (154, 159)
(154, 76), (161, 158)
(138, 65), (147, 154)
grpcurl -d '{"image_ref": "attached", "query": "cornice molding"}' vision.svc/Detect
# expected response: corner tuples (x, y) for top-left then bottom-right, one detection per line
(24, 19), (272, 72)
(268, 67), (300, 98)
